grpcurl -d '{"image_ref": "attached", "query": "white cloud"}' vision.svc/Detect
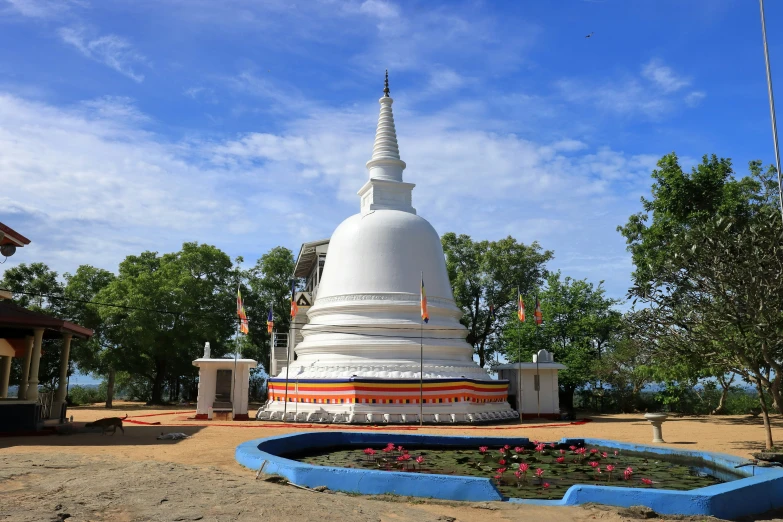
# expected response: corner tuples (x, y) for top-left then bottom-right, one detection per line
(685, 90), (706, 107)
(641, 59), (690, 93)
(357, 0), (399, 19)
(57, 26), (149, 82)
(2, 0), (83, 18)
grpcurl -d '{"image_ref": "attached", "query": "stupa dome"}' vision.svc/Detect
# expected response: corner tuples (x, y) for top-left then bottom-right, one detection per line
(257, 72), (514, 423)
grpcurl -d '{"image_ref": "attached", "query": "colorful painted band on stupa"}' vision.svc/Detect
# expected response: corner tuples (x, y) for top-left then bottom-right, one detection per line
(267, 378), (509, 405)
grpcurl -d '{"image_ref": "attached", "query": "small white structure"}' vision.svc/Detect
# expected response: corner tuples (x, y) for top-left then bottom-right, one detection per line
(193, 343), (257, 420)
(496, 349), (566, 419)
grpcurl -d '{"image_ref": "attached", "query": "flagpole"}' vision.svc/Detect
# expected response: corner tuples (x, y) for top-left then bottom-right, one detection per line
(232, 280), (241, 419)
(760, 0), (783, 220)
(535, 296), (541, 418)
(517, 287), (522, 422)
(420, 271), (424, 427)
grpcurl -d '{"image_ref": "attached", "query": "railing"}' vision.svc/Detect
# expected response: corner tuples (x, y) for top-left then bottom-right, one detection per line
(37, 391), (55, 419)
(271, 332), (290, 377)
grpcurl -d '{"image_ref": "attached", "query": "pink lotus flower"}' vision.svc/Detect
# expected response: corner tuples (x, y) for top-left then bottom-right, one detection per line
(543, 482), (550, 489)
(614, 451), (619, 456)
(624, 470), (633, 481)
(514, 446), (524, 454)
(382, 446), (394, 453)
(363, 448), (375, 456)
(497, 467), (507, 474)
(549, 443), (555, 448)
(559, 449), (566, 455)
(494, 474), (502, 480)
(397, 446), (404, 452)
(498, 459), (506, 466)
(519, 463), (529, 472)
(641, 478), (653, 486)
(479, 446), (488, 454)
(499, 448), (507, 455)
(416, 456), (425, 464)
(569, 445), (577, 451)
(535, 443), (545, 453)
(556, 457), (566, 464)
(397, 454), (411, 462)
(606, 464), (614, 472)
(601, 452), (608, 459)
(514, 470), (522, 479)
(504, 444), (510, 450)
(625, 466), (633, 474)
(535, 468), (544, 478)
(590, 448), (598, 454)
(589, 461), (599, 468)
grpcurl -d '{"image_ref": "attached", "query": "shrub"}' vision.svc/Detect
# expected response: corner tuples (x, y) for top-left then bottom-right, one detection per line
(68, 385), (106, 406)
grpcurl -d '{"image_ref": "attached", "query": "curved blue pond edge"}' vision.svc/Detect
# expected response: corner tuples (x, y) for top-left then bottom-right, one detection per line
(235, 432), (783, 520)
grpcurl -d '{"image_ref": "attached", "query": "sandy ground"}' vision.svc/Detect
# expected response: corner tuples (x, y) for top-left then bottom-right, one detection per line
(1, 402), (782, 522)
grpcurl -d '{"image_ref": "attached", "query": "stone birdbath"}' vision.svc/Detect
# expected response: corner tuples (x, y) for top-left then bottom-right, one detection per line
(644, 412), (669, 443)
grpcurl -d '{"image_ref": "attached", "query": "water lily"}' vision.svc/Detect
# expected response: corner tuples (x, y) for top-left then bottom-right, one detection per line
(590, 448), (598, 455)
(519, 463), (529, 472)
(514, 446), (524, 454)
(605, 464), (614, 481)
(504, 444), (510, 450)
(614, 450), (619, 456)
(497, 467), (507, 474)
(499, 447), (507, 455)
(535, 468), (544, 478)
(601, 452), (608, 459)
(556, 457), (566, 464)
(534, 443), (546, 453)
(589, 461), (599, 469)
(415, 455), (425, 468)
(479, 446), (489, 454)
(498, 459), (506, 466)
(641, 478), (653, 487)
(559, 449), (566, 455)
(569, 445), (577, 451)
(543, 482), (550, 489)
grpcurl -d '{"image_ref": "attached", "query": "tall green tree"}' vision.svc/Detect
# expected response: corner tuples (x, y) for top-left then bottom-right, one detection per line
(97, 243), (236, 404)
(622, 156), (783, 449)
(245, 246), (296, 373)
(441, 233), (553, 368)
(63, 265), (116, 407)
(1, 262), (66, 390)
(501, 271), (621, 414)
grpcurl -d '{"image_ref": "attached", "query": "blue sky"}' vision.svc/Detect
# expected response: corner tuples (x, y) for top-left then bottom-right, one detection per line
(1, 0), (781, 306)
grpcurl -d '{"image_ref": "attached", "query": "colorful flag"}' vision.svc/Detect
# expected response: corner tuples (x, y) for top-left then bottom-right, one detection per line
(517, 290), (526, 322)
(534, 296), (543, 325)
(489, 302), (496, 320)
(420, 276), (429, 323)
(266, 306), (274, 333)
(237, 289), (249, 335)
(290, 281), (299, 318)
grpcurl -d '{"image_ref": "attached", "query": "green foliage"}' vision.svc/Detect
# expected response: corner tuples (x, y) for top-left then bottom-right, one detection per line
(96, 242), (237, 404)
(621, 153), (783, 448)
(501, 271), (621, 412)
(67, 384), (107, 406)
(244, 246), (296, 371)
(441, 233), (553, 367)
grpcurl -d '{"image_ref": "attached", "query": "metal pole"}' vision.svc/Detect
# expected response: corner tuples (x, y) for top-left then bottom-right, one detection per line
(420, 271), (424, 427)
(233, 281), (241, 419)
(760, 0), (783, 220)
(283, 331), (290, 420)
(535, 324), (541, 418)
(517, 297), (522, 421)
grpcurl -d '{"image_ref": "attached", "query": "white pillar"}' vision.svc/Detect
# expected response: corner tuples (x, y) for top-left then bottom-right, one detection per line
(26, 328), (45, 402)
(55, 334), (72, 403)
(0, 355), (12, 398)
(18, 335), (34, 399)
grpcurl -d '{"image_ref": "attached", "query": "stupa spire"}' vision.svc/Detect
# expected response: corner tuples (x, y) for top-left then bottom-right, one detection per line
(366, 70), (406, 182)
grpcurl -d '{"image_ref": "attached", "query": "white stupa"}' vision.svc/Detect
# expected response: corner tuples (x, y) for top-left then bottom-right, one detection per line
(258, 73), (515, 424)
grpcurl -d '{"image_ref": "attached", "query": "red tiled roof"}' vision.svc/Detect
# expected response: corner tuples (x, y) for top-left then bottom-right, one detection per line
(0, 222), (31, 247)
(0, 301), (93, 340)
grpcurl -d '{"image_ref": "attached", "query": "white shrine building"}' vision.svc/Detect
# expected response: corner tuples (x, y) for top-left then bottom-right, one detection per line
(257, 74), (517, 424)
(496, 349), (566, 419)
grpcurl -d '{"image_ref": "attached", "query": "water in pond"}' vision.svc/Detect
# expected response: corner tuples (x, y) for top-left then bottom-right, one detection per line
(294, 441), (738, 500)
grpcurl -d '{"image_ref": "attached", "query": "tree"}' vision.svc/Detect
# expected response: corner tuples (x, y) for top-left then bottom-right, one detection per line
(1, 262), (66, 390)
(97, 243), (236, 404)
(501, 271), (621, 414)
(63, 266), (116, 407)
(441, 233), (553, 368)
(622, 156), (783, 449)
(245, 246), (296, 373)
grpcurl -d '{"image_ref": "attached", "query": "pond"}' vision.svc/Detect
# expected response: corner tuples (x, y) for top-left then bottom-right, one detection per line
(294, 440), (741, 500)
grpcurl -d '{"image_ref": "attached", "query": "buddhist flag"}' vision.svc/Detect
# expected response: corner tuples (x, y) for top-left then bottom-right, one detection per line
(517, 289), (526, 322)
(534, 296), (543, 325)
(290, 281), (299, 318)
(237, 289), (249, 335)
(489, 303), (496, 320)
(266, 307), (274, 333)
(420, 276), (429, 323)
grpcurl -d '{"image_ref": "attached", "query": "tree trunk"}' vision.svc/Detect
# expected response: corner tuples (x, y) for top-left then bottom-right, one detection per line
(105, 369), (115, 409)
(149, 359), (166, 405)
(769, 372), (783, 415)
(711, 374), (734, 415)
(755, 380), (775, 451)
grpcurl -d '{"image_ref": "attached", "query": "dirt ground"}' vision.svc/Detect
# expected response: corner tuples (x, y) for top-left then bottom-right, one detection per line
(1, 402), (782, 522)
